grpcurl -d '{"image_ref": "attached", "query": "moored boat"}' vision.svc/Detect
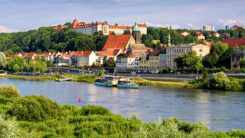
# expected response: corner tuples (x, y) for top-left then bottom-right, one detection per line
(94, 78), (108, 86)
(117, 78), (139, 89)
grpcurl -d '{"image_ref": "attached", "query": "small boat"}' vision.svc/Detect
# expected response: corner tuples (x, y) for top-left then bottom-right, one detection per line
(104, 76), (120, 87)
(94, 78), (108, 86)
(56, 78), (73, 82)
(117, 79), (139, 89)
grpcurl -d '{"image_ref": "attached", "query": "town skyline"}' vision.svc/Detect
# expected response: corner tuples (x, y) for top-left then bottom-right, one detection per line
(0, 0), (245, 33)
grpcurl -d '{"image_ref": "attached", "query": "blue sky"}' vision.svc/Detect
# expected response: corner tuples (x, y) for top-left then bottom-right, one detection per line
(0, 0), (244, 32)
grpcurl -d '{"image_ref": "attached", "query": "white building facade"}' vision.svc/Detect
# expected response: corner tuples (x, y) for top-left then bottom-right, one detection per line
(72, 19), (147, 35)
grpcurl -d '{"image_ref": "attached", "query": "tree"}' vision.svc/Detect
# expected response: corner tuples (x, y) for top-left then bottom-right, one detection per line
(203, 42), (232, 68)
(0, 52), (6, 69)
(123, 30), (131, 34)
(239, 59), (245, 68)
(174, 51), (203, 72)
(13, 64), (20, 72)
(103, 58), (115, 67)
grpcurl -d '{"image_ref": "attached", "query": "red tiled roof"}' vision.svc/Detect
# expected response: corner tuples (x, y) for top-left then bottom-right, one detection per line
(102, 34), (132, 52)
(54, 27), (59, 30)
(112, 49), (121, 56)
(23, 53), (35, 58)
(146, 47), (153, 51)
(221, 38), (245, 48)
(72, 51), (92, 57)
(109, 24), (146, 29)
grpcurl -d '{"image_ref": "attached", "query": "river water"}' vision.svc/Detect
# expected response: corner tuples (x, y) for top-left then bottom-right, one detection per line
(0, 78), (245, 132)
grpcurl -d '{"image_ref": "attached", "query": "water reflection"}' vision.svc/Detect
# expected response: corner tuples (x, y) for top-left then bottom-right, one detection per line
(0, 78), (245, 132)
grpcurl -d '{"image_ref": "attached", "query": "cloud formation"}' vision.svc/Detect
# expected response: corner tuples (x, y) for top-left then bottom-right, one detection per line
(218, 19), (237, 26)
(145, 22), (181, 29)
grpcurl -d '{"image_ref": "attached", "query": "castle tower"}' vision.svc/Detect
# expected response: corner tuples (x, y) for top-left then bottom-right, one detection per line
(72, 18), (79, 28)
(132, 22), (142, 44)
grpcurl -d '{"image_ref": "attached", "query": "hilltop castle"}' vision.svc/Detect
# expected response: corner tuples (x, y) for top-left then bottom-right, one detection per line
(72, 18), (147, 35)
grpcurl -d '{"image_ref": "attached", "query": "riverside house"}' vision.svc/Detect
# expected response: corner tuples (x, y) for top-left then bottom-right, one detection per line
(70, 51), (98, 67)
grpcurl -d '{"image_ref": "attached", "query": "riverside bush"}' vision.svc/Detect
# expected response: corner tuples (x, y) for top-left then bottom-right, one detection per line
(190, 72), (244, 91)
(80, 105), (112, 116)
(8, 95), (61, 121)
(0, 85), (20, 98)
(0, 115), (28, 138)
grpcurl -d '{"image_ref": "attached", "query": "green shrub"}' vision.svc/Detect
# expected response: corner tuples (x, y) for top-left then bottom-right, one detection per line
(227, 130), (245, 137)
(55, 72), (63, 79)
(206, 72), (230, 90)
(97, 69), (103, 76)
(61, 104), (80, 117)
(179, 121), (209, 133)
(8, 95), (61, 121)
(0, 115), (28, 138)
(75, 75), (97, 83)
(0, 85), (20, 98)
(80, 105), (112, 116)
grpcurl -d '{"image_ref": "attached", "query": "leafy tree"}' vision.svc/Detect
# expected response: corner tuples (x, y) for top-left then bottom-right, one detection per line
(239, 59), (245, 68)
(103, 58), (115, 67)
(13, 64), (20, 72)
(203, 42), (232, 68)
(174, 51), (203, 72)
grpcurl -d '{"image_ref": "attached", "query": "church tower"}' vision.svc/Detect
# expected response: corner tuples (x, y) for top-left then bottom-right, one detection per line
(132, 22), (142, 44)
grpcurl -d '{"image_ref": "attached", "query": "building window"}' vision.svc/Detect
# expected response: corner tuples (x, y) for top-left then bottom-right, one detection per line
(199, 49), (203, 52)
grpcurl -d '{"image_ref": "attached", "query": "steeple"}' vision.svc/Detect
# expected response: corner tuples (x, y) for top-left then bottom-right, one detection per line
(132, 22), (142, 44)
(168, 34), (171, 47)
(133, 22), (140, 31)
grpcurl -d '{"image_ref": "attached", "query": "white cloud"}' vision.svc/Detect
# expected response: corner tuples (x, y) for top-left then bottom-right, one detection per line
(145, 22), (181, 29)
(218, 19), (237, 26)
(0, 25), (18, 33)
(187, 23), (201, 30)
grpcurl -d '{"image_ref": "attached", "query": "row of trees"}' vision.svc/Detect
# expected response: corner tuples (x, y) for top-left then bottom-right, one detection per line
(7, 56), (47, 73)
(0, 27), (108, 57)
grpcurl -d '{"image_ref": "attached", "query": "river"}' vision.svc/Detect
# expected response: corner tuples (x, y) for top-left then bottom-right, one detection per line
(0, 78), (245, 132)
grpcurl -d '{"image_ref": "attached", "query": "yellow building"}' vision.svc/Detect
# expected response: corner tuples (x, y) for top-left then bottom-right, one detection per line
(139, 49), (161, 69)
(166, 44), (210, 68)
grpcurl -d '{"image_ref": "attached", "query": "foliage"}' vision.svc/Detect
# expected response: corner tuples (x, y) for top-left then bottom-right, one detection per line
(103, 57), (115, 68)
(55, 72), (63, 79)
(74, 75), (98, 83)
(174, 50), (203, 72)
(0, 115), (28, 138)
(203, 42), (233, 68)
(239, 59), (245, 68)
(0, 27), (107, 56)
(0, 52), (6, 69)
(8, 95), (61, 121)
(80, 105), (112, 116)
(190, 72), (244, 91)
(0, 85), (20, 98)
(7, 56), (47, 73)
(0, 89), (244, 137)
(97, 69), (103, 76)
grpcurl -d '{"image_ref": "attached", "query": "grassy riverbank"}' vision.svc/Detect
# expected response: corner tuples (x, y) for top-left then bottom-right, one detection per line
(133, 78), (192, 88)
(73, 75), (103, 83)
(0, 74), (57, 80)
(0, 85), (245, 137)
